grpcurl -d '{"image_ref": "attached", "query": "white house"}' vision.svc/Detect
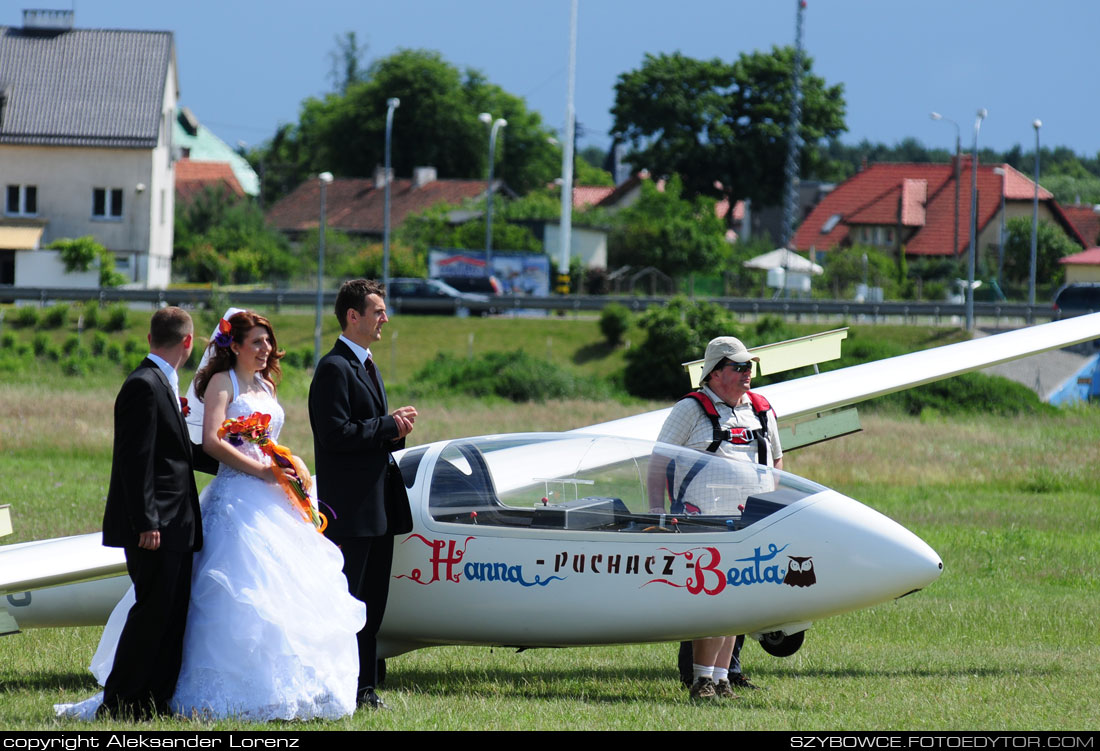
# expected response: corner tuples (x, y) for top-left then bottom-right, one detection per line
(0, 9), (178, 289)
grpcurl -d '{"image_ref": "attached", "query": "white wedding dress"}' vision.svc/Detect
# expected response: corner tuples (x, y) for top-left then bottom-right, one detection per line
(56, 371), (365, 721)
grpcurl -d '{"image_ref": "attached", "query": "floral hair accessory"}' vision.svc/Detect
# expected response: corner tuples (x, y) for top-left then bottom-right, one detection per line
(213, 318), (233, 349)
(179, 396), (190, 417)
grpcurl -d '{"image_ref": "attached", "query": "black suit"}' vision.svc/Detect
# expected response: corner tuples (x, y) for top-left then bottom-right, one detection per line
(100, 358), (214, 719)
(309, 339), (412, 696)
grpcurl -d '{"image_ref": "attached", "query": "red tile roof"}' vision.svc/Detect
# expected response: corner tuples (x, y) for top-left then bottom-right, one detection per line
(1061, 205), (1100, 248)
(175, 159), (245, 204)
(792, 160), (1075, 256)
(1059, 247), (1100, 266)
(571, 185), (616, 208)
(265, 176), (492, 235)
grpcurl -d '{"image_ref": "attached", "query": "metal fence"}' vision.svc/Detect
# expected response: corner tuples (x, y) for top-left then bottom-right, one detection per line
(0, 285), (1057, 326)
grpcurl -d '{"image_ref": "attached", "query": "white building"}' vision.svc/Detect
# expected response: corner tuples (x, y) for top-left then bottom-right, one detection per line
(0, 9), (178, 289)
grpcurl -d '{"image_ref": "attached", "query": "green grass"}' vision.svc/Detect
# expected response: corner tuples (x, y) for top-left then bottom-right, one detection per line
(1, 313), (1098, 729)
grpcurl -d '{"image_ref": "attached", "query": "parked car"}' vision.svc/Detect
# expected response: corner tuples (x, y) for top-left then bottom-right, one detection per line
(1052, 283), (1100, 318)
(387, 277), (492, 317)
(440, 275), (502, 296)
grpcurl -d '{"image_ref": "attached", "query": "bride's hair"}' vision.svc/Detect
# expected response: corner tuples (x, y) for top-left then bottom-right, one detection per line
(194, 311), (285, 400)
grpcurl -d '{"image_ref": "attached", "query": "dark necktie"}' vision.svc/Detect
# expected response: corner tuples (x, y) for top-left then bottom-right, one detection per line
(364, 355), (382, 394)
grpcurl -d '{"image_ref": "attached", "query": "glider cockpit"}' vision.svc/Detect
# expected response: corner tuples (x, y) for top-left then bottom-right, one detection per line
(419, 433), (825, 534)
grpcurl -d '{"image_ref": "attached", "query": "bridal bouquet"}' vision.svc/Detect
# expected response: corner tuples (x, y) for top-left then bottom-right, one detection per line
(218, 411), (328, 532)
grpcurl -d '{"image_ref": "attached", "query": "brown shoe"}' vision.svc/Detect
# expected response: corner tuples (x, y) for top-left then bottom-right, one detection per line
(714, 679), (740, 699)
(689, 676), (717, 700)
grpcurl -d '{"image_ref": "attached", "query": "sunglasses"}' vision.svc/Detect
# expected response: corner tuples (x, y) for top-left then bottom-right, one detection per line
(719, 361), (753, 374)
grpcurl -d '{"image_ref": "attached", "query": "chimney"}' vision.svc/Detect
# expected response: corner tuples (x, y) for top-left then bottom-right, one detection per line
(373, 165), (393, 190)
(411, 166), (437, 188)
(23, 9), (74, 30)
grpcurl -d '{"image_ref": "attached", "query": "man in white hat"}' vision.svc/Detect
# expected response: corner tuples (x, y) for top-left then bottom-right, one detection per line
(647, 335), (783, 700)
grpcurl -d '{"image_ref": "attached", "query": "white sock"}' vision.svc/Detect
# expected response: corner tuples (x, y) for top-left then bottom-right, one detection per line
(714, 667), (729, 683)
(692, 664), (714, 682)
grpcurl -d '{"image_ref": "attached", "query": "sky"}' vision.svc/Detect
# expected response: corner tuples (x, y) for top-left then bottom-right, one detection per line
(9, 0), (1100, 165)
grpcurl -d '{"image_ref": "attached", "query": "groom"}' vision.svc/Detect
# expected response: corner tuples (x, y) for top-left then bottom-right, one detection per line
(310, 279), (417, 710)
(100, 307), (215, 719)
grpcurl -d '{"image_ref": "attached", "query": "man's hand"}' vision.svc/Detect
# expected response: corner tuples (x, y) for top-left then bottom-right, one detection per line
(391, 405), (418, 439)
(138, 530), (161, 551)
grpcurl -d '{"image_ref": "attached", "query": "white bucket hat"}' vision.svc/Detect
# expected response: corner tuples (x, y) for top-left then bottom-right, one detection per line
(700, 336), (757, 381)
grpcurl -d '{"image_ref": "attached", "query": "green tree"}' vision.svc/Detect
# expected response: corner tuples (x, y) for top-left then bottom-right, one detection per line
(50, 236), (126, 287)
(610, 47), (846, 214)
(174, 187), (298, 284)
(623, 297), (740, 399)
(821, 246), (899, 299)
(253, 49), (561, 205)
(608, 175), (729, 275)
(328, 31), (368, 94)
(1001, 217), (1078, 287)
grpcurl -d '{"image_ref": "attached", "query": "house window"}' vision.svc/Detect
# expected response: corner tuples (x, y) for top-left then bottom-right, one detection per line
(92, 188), (123, 219)
(6, 184), (37, 216)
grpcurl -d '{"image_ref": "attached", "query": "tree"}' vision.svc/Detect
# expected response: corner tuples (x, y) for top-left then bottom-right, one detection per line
(821, 246), (899, 299)
(1002, 217), (1078, 288)
(174, 186), (297, 284)
(607, 175), (729, 275)
(51, 236), (127, 287)
(610, 47), (846, 216)
(327, 31), (368, 94)
(253, 49), (562, 205)
(623, 297), (740, 399)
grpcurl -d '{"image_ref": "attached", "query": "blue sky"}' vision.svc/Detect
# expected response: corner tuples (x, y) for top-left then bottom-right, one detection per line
(11, 1), (1099, 163)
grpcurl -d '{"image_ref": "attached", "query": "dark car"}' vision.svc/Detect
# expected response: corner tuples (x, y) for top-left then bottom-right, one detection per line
(387, 277), (492, 317)
(1052, 283), (1100, 319)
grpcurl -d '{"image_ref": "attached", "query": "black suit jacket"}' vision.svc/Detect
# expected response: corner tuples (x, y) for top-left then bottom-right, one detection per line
(102, 359), (207, 552)
(309, 339), (412, 539)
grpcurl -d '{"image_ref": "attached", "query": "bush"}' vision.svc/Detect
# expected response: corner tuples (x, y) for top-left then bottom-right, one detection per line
(123, 337), (142, 354)
(623, 297), (739, 399)
(598, 303), (632, 346)
(13, 306), (39, 328)
(103, 304), (130, 332)
(81, 301), (101, 330)
(40, 303), (70, 329)
(91, 331), (109, 356)
(62, 334), (81, 355)
(105, 341), (124, 362)
(0, 332), (14, 349)
(412, 350), (612, 402)
(31, 332), (50, 356)
(62, 356), (89, 377)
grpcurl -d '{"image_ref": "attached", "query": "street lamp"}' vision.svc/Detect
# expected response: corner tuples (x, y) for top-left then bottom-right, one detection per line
(314, 171), (334, 368)
(1029, 119), (1042, 307)
(383, 97), (400, 293)
(479, 112), (507, 272)
(931, 112), (961, 257)
(993, 167), (1007, 288)
(966, 108), (987, 331)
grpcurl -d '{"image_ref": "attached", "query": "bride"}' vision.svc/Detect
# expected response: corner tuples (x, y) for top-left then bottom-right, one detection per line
(57, 310), (365, 721)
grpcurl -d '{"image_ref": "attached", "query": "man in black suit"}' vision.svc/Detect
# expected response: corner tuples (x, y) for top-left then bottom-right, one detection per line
(309, 279), (417, 710)
(100, 307), (215, 719)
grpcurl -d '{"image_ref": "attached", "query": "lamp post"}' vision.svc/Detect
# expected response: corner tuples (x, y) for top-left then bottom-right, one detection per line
(931, 112), (961, 257)
(479, 112), (507, 273)
(382, 97), (399, 293)
(1029, 119), (1042, 307)
(966, 109), (987, 331)
(314, 171), (334, 368)
(993, 167), (1007, 287)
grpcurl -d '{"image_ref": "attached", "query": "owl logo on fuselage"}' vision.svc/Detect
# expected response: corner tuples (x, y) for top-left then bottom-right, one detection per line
(783, 556), (816, 587)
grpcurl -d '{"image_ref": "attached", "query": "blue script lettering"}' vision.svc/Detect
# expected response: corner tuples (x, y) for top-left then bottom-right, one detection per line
(464, 561), (565, 588)
(726, 543), (789, 588)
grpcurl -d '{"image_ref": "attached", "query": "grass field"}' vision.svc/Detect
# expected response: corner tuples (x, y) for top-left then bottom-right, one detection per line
(1, 312), (1097, 731)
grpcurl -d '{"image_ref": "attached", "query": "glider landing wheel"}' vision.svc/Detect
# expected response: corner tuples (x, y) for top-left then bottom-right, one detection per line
(759, 630), (805, 658)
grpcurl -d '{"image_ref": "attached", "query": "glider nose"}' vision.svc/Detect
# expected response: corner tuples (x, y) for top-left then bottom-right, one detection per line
(800, 491), (943, 608)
